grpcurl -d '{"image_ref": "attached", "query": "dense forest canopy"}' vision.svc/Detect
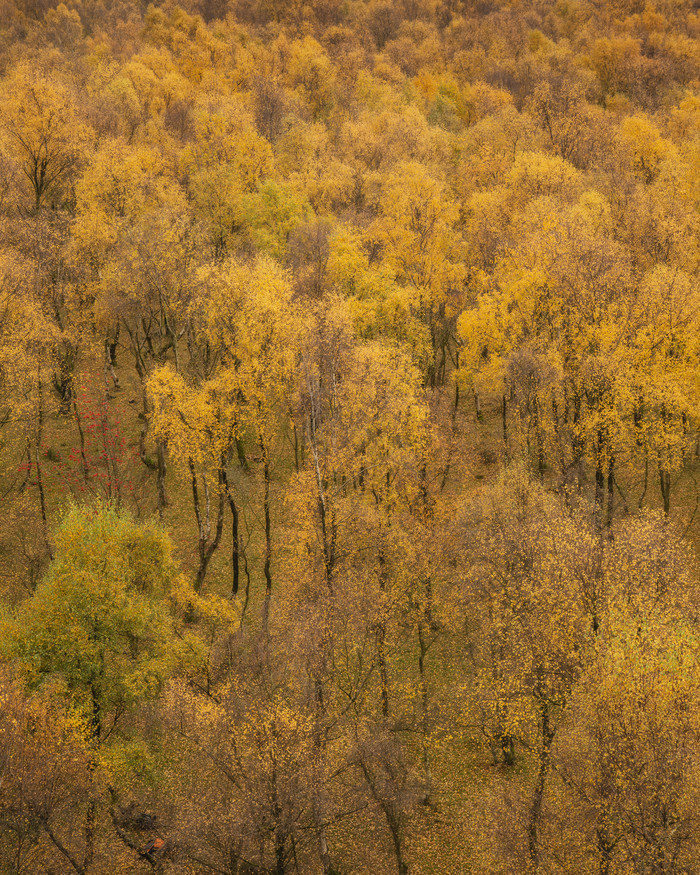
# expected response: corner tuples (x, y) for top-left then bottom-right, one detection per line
(1, 0), (700, 872)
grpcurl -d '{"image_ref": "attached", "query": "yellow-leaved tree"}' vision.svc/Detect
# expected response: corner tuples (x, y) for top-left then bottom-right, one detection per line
(149, 255), (303, 608)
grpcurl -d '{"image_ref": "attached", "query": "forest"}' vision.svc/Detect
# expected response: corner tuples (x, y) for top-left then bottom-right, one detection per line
(1, 0), (700, 872)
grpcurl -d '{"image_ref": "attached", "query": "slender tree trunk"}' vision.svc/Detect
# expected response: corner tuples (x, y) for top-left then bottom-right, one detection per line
(312, 679), (332, 875)
(417, 617), (432, 804)
(34, 377), (53, 560)
(659, 466), (671, 517)
(274, 832), (286, 875)
(605, 454), (614, 530)
(533, 395), (545, 482)
(39, 817), (87, 875)
(594, 429), (606, 532)
(387, 810), (408, 875)
(376, 549), (390, 721)
(260, 439), (273, 635)
(527, 701), (555, 873)
(659, 405), (671, 516)
(156, 439), (168, 517)
(126, 323), (168, 514)
(571, 389), (584, 490)
(439, 380), (461, 490)
(222, 464), (240, 596)
(597, 829), (613, 875)
(103, 337), (120, 396)
(83, 801), (96, 874)
(270, 756), (287, 875)
(293, 420), (300, 472)
(639, 443), (649, 509)
(189, 460), (225, 594)
(360, 760), (408, 875)
(307, 399), (335, 592)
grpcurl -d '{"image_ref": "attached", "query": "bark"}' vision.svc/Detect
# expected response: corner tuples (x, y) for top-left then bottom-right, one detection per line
(125, 322), (168, 514)
(659, 466), (671, 517)
(109, 807), (157, 869)
(376, 549), (390, 721)
(417, 618), (432, 804)
(34, 378), (53, 560)
(532, 395), (545, 482)
(527, 701), (555, 873)
(221, 464), (240, 597)
(103, 337), (120, 395)
(83, 801), (96, 874)
(594, 429), (606, 532)
(571, 390), (584, 489)
(39, 815), (86, 875)
(659, 405), (671, 517)
(359, 761), (408, 875)
(260, 440), (273, 635)
(271, 758), (287, 875)
(638, 444), (649, 509)
(312, 680), (332, 875)
(605, 454), (614, 531)
(307, 396), (335, 592)
(189, 460), (225, 594)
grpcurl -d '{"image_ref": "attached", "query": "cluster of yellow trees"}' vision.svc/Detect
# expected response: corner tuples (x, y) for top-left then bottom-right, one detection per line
(2, 0), (700, 872)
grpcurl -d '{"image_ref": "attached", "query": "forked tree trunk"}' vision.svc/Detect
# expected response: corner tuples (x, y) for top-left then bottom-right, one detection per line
(189, 460), (225, 594)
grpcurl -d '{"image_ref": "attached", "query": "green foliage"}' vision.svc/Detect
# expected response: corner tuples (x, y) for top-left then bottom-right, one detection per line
(4, 505), (187, 736)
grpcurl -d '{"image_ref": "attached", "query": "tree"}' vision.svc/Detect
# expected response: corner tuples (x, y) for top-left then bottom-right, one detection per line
(0, 667), (97, 875)
(456, 466), (595, 870)
(5, 504), (185, 739)
(458, 187), (638, 524)
(369, 161), (466, 385)
(549, 513), (700, 875)
(2, 504), (195, 874)
(162, 668), (316, 875)
(0, 64), (92, 213)
(149, 255), (303, 607)
(73, 138), (199, 513)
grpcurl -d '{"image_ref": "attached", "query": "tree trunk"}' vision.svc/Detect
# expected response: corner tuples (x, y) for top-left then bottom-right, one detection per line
(312, 679), (332, 875)
(594, 429), (606, 532)
(533, 395), (545, 482)
(659, 405), (671, 517)
(261, 440), (273, 636)
(34, 376), (53, 560)
(417, 618), (432, 804)
(605, 454), (614, 531)
(659, 466), (671, 517)
(360, 761), (408, 875)
(222, 464), (240, 597)
(156, 439), (168, 516)
(527, 701), (555, 873)
(190, 460), (225, 594)
(376, 549), (390, 721)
